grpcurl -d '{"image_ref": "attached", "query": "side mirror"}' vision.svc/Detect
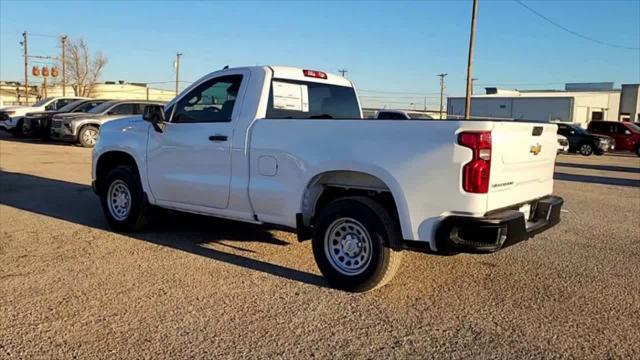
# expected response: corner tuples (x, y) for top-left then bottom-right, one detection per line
(143, 105), (166, 132)
(625, 130), (631, 135)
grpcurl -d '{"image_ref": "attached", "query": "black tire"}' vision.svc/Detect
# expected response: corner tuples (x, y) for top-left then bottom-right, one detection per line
(312, 196), (403, 292)
(99, 165), (152, 232)
(579, 142), (594, 156)
(635, 144), (640, 157)
(78, 125), (99, 148)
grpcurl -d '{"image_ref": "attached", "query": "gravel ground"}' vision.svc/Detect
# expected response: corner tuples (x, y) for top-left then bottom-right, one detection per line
(1, 133), (639, 359)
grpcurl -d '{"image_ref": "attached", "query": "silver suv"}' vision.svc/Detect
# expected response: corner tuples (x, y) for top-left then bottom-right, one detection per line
(50, 100), (165, 147)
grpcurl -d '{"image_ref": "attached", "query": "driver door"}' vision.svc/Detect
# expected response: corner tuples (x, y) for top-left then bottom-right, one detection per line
(146, 74), (244, 209)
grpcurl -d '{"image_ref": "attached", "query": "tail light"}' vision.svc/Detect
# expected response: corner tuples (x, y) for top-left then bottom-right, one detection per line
(303, 69), (328, 79)
(458, 131), (492, 193)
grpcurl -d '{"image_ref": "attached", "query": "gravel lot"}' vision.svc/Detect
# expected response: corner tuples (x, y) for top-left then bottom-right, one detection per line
(1, 132), (639, 359)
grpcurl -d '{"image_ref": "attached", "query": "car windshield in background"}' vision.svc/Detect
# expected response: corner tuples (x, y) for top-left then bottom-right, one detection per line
(87, 101), (117, 114)
(57, 100), (87, 113)
(74, 100), (107, 112)
(33, 97), (54, 107)
(572, 126), (590, 135)
(266, 80), (361, 119)
(627, 123), (640, 132)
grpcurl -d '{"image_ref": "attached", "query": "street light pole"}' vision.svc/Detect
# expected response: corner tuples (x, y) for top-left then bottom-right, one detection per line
(175, 51), (183, 96)
(22, 31), (29, 104)
(464, 0), (479, 119)
(437, 73), (447, 119)
(61, 35), (67, 96)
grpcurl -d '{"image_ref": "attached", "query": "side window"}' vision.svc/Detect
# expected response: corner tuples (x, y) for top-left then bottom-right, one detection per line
(135, 104), (147, 115)
(172, 75), (243, 123)
(109, 103), (136, 115)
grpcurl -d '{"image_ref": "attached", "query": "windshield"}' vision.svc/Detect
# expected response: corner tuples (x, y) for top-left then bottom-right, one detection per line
(627, 123), (640, 133)
(87, 101), (116, 114)
(572, 126), (590, 135)
(33, 97), (54, 107)
(57, 100), (86, 113)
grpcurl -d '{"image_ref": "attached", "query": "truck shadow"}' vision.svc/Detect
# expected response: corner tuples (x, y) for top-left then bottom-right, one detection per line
(0, 170), (327, 288)
(556, 162), (640, 174)
(554, 172), (640, 188)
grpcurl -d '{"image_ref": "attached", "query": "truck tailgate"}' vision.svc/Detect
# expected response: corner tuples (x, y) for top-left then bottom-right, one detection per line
(487, 122), (558, 211)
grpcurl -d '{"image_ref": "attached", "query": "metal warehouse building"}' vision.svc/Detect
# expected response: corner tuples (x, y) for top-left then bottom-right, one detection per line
(447, 82), (640, 127)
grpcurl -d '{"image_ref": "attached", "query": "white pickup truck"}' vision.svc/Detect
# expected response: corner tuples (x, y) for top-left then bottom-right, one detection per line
(92, 66), (563, 292)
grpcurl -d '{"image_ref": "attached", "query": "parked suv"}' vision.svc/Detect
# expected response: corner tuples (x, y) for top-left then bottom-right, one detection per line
(51, 100), (165, 147)
(0, 96), (86, 136)
(22, 99), (108, 138)
(556, 123), (614, 156)
(587, 121), (640, 156)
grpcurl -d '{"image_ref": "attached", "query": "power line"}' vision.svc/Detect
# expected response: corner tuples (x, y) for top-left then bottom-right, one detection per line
(359, 89), (441, 95)
(514, 0), (640, 51)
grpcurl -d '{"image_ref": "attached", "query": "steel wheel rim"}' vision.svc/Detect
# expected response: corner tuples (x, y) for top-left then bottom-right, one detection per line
(107, 180), (131, 221)
(324, 218), (373, 276)
(83, 129), (98, 145)
(581, 144), (591, 154)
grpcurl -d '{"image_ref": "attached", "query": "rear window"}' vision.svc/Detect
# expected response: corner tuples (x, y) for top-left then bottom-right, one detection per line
(266, 79), (361, 119)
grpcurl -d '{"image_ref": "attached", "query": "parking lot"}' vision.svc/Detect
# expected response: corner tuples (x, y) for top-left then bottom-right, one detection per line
(1, 133), (639, 359)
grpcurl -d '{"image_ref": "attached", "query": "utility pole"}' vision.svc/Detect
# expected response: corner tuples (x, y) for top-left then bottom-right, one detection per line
(61, 35), (67, 96)
(175, 51), (183, 96)
(22, 31), (28, 104)
(338, 69), (348, 77)
(437, 73), (448, 119)
(465, 0), (479, 119)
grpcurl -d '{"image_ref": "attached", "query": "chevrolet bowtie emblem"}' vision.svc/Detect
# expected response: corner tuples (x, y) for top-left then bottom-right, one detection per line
(530, 144), (542, 155)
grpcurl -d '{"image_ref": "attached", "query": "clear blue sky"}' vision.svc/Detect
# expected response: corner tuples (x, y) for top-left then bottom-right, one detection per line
(1, 0), (639, 108)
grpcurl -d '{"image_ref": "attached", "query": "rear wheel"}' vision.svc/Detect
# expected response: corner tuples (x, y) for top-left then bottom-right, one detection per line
(312, 196), (403, 292)
(99, 165), (152, 232)
(579, 142), (594, 156)
(78, 125), (99, 147)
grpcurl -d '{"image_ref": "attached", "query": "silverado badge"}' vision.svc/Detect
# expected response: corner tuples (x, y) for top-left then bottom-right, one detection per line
(530, 143), (542, 155)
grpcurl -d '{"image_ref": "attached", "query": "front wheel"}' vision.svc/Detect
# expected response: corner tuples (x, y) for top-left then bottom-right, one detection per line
(579, 143), (594, 156)
(78, 125), (99, 148)
(312, 196), (403, 292)
(635, 144), (640, 157)
(99, 165), (152, 232)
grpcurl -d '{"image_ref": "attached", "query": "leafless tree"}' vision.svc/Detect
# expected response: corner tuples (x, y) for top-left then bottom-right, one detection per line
(60, 38), (107, 97)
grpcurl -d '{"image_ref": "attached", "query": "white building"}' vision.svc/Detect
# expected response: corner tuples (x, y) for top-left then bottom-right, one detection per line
(447, 82), (640, 127)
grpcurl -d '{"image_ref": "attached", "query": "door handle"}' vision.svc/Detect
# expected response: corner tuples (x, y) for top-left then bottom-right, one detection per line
(209, 135), (228, 142)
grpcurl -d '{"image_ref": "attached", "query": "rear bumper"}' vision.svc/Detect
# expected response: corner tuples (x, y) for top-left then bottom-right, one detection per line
(436, 195), (563, 253)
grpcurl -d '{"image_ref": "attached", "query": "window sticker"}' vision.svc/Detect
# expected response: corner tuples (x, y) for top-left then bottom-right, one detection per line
(272, 81), (309, 112)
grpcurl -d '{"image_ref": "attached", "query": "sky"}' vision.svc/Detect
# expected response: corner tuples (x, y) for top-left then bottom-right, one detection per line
(1, 0), (639, 109)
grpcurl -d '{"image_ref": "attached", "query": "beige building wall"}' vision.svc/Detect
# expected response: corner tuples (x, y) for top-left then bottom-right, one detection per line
(1, 82), (176, 106)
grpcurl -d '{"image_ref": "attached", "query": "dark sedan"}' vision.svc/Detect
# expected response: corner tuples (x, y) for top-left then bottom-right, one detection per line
(556, 123), (614, 156)
(22, 99), (107, 138)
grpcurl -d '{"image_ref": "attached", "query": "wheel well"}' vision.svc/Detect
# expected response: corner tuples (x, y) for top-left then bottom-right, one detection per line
(301, 171), (401, 238)
(95, 151), (139, 194)
(79, 123), (100, 132)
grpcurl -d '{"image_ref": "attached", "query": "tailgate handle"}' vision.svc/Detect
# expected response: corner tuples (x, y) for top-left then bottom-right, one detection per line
(532, 126), (543, 136)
